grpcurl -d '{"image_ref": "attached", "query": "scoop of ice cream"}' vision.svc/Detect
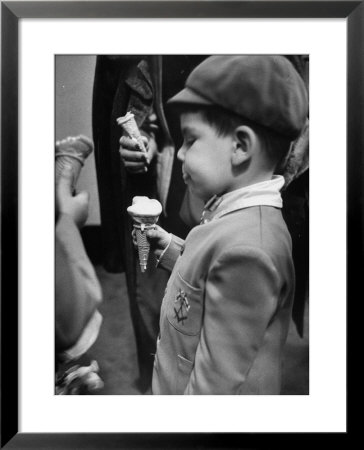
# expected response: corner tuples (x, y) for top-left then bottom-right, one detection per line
(127, 197), (162, 217)
(132, 196), (149, 204)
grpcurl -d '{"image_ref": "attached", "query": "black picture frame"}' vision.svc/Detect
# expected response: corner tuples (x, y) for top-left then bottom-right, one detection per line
(1, 1), (359, 448)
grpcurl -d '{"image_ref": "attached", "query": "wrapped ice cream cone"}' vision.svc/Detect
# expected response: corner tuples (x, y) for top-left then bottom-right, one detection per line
(55, 135), (93, 187)
(133, 224), (155, 272)
(116, 111), (147, 153)
(127, 197), (162, 272)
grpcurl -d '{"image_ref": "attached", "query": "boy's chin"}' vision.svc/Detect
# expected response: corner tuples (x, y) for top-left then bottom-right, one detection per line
(186, 182), (211, 203)
(191, 189), (210, 203)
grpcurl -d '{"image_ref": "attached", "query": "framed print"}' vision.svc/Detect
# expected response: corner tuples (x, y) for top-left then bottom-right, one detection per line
(1, 0), (360, 447)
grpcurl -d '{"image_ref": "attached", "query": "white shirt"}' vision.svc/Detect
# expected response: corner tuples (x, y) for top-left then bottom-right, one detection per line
(158, 175), (285, 266)
(201, 175), (285, 224)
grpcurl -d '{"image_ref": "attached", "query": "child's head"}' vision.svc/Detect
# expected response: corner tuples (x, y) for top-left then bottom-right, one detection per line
(168, 56), (308, 201)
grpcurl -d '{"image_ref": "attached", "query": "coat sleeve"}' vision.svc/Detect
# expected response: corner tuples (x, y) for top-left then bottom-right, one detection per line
(56, 213), (103, 354)
(156, 234), (185, 273)
(184, 245), (280, 394)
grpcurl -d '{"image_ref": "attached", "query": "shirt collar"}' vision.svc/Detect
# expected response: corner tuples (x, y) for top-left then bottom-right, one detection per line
(200, 175), (285, 224)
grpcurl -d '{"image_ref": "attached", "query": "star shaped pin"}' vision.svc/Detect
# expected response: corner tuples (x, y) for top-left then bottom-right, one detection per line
(174, 289), (190, 325)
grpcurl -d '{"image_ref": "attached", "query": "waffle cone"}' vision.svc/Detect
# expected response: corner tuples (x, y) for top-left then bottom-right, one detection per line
(134, 224), (155, 272)
(55, 135), (93, 186)
(55, 155), (82, 187)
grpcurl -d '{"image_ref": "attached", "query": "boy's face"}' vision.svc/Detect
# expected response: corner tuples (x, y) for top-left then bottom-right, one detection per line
(177, 112), (234, 202)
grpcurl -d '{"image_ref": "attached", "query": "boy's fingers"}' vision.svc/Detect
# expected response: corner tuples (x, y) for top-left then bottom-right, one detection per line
(146, 229), (164, 240)
(154, 225), (165, 233)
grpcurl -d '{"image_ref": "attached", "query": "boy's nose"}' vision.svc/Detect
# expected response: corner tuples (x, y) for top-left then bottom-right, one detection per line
(177, 147), (185, 162)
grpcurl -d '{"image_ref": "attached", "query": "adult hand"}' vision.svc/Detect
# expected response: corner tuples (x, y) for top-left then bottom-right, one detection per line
(56, 165), (89, 228)
(119, 134), (158, 174)
(132, 225), (171, 259)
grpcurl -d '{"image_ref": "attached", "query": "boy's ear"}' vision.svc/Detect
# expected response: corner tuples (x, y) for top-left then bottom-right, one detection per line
(231, 125), (256, 166)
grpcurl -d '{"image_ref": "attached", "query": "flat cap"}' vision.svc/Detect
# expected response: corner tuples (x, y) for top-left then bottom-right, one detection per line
(168, 55), (308, 139)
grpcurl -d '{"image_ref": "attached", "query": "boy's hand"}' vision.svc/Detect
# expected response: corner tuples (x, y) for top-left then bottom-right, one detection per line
(119, 134), (157, 174)
(132, 225), (171, 259)
(56, 165), (89, 228)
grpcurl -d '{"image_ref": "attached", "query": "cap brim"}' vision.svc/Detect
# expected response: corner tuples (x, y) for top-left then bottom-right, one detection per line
(167, 87), (213, 106)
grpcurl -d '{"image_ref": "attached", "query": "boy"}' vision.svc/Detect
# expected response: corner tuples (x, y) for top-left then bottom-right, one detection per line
(146, 56), (308, 394)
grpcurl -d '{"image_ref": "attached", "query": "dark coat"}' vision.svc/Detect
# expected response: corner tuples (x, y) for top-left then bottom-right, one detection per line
(92, 56), (206, 389)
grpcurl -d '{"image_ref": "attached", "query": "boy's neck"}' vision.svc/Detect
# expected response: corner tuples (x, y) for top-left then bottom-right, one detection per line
(226, 170), (276, 195)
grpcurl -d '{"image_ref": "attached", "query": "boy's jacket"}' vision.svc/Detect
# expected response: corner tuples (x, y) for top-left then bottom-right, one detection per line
(152, 205), (294, 395)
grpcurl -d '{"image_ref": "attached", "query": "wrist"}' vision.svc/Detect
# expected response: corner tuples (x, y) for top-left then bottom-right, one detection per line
(156, 233), (172, 266)
(58, 211), (84, 229)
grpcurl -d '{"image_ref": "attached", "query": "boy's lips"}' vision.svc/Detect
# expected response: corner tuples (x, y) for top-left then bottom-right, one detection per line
(182, 170), (190, 183)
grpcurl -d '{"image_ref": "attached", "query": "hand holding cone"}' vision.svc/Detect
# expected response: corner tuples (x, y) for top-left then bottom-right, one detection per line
(117, 112), (147, 153)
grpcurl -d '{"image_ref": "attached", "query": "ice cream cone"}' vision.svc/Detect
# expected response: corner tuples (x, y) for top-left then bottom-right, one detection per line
(127, 196), (163, 272)
(116, 111), (147, 153)
(55, 135), (93, 187)
(133, 224), (155, 272)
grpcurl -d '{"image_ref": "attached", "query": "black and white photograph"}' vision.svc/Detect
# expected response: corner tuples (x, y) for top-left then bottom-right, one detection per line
(2, 1), (355, 444)
(55, 54), (309, 396)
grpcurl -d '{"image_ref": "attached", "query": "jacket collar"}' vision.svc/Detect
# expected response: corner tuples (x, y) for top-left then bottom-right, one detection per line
(200, 175), (285, 224)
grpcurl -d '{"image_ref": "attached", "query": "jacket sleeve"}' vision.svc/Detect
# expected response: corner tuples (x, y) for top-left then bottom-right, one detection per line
(184, 245), (280, 394)
(156, 234), (185, 273)
(56, 213), (103, 355)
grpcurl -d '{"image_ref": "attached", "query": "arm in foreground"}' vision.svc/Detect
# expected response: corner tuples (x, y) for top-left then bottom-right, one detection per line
(55, 166), (102, 356)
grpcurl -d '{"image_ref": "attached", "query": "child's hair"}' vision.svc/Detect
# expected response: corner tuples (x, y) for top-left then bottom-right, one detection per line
(177, 104), (292, 169)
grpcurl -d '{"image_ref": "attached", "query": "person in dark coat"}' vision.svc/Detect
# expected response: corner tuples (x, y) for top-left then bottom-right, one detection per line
(92, 56), (205, 391)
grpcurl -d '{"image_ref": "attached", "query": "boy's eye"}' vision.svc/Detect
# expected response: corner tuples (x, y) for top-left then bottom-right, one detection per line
(184, 138), (196, 147)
